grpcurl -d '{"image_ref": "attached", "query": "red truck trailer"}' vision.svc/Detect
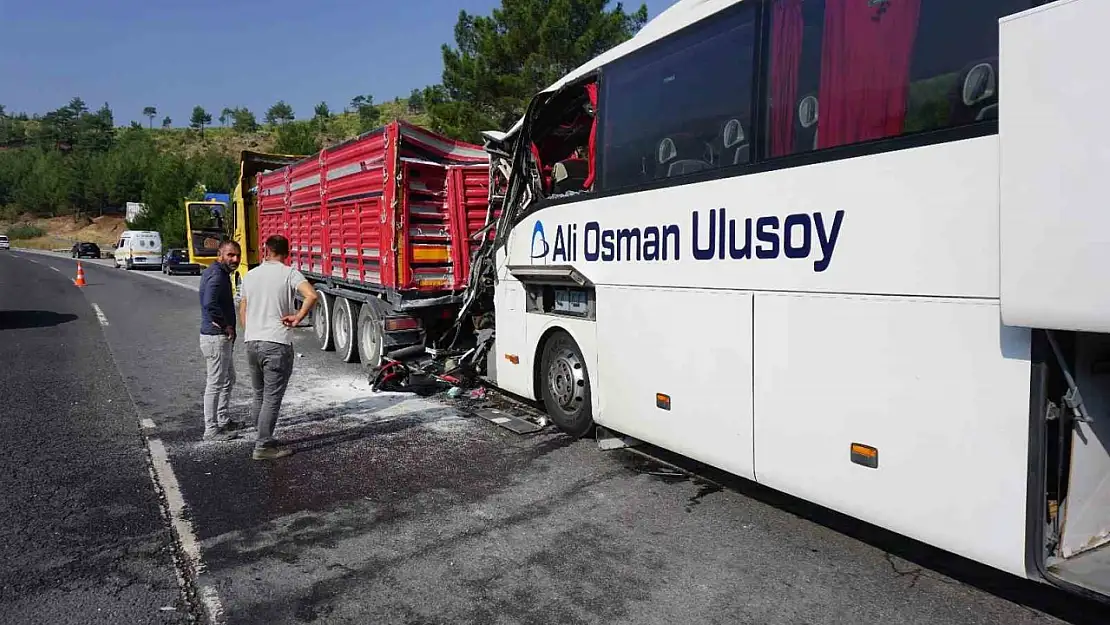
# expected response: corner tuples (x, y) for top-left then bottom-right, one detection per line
(255, 120), (497, 367)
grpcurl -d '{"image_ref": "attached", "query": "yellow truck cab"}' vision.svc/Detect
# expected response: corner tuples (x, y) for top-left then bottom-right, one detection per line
(183, 201), (228, 271)
(183, 150), (302, 293)
(228, 150), (303, 293)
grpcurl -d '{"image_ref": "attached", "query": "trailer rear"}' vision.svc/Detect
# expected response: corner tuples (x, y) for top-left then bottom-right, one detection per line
(254, 121), (497, 367)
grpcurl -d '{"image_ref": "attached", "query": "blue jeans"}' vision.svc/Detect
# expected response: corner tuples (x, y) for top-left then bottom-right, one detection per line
(246, 341), (294, 449)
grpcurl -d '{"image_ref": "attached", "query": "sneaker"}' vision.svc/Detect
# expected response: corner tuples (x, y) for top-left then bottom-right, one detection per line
(222, 420), (248, 432)
(252, 446), (293, 460)
(202, 427), (237, 441)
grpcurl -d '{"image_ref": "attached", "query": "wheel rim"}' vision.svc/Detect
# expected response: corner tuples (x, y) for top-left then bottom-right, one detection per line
(334, 303), (350, 350)
(313, 295), (330, 346)
(359, 315), (381, 363)
(548, 347), (585, 411)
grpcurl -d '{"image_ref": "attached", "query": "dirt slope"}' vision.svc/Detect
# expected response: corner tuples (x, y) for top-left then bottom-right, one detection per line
(0, 215), (126, 251)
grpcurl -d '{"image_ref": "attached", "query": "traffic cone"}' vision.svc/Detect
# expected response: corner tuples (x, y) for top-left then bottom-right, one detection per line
(74, 262), (87, 287)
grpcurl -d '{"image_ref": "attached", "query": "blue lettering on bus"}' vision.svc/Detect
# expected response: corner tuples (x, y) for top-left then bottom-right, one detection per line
(530, 221), (550, 258)
(533, 208), (844, 272)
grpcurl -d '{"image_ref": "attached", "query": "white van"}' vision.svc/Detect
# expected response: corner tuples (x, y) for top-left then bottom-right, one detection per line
(114, 230), (162, 270)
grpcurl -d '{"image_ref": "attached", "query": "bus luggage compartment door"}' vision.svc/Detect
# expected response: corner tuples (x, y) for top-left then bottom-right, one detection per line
(999, 0), (1110, 333)
(594, 286), (755, 481)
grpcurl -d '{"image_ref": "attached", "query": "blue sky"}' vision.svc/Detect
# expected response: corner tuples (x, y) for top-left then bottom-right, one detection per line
(0, 0), (676, 127)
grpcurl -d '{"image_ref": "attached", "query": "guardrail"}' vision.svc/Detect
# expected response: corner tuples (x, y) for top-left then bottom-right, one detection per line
(47, 248), (113, 259)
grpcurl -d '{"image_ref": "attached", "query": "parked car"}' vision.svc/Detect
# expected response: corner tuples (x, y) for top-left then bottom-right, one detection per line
(0, 235), (9, 250)
(163, 248), (200, 275)
(71, 241), (101, 259)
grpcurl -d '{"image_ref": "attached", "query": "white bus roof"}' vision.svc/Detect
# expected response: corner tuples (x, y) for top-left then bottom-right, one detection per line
(497, 0), (743, 140)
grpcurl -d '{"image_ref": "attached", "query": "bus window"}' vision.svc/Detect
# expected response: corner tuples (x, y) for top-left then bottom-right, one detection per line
(601, 3), (757, 192)
(764, 0), (1028, 158)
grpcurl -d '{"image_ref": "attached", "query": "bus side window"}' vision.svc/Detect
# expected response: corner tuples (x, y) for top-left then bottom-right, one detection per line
(599, 3), (757, 192)
(764, 0), (1029, 158)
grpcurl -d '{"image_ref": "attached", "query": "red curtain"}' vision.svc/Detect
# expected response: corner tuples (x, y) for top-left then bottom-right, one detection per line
(530, 142), (546, 192)
(817, 0), (921, 149)
(583, 82), (599, 189)
(768, 0), (804, 158)
(530, 142), (542, 170)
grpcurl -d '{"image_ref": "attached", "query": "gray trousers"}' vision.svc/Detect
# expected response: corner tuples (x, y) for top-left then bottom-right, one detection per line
(247, 341), (294, 449)
(199, 334), (236, 432)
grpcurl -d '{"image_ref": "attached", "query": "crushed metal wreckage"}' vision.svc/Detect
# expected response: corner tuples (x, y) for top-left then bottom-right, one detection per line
(365, 117), (555, 439)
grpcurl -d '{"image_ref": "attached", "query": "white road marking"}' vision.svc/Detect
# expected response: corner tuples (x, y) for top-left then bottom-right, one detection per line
(16, 248), (201, 292)
(148, 438), (226, 624)
(141, 418), (157, 430)
(135, 270), (200, 292)
(50, 266), (60, 272)
(91, 303), (109, 326)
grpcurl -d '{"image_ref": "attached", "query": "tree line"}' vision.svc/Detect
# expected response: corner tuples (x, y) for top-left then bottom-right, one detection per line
(0, 0), (648, 248)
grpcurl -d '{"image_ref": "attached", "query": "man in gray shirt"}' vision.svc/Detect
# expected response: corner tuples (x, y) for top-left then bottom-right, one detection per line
(237, 234), (318, 460)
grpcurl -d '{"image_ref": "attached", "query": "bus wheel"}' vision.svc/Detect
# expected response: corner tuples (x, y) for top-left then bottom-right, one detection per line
(356, 300), (384, 368)
(333, 297), (360, 363)
(539, 330), (594, 438)
(313, 289), (335, 351)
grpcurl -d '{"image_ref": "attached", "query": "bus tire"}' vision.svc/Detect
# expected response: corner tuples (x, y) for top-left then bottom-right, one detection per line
(333, 297), (359, 363)
(313, 289), (335, 351)
(356, 300), (385, 368)
(539, 330), (594, 438)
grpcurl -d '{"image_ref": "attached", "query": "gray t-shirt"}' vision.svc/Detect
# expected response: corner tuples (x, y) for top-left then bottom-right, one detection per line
(242, 261), (308, 345)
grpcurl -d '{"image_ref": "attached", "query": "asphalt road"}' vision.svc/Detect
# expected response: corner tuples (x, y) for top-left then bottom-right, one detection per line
(3, 248), (1109, 625)
(0, 250), (187, 624)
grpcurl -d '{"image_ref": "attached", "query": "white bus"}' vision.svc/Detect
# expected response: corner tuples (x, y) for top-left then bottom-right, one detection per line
(467, 0), (1110, 604)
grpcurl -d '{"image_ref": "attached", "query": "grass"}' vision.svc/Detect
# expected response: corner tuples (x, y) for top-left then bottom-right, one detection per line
(15, 237), (74, 251)
(5, 223), (46, 240)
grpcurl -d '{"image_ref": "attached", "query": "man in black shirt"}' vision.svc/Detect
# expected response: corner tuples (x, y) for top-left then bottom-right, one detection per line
(199, 240), (244, 440)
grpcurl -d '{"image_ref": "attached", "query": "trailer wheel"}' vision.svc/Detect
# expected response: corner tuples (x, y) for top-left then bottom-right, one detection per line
(539, 330), (594, 438)
(313, 288), (335, 351)
(333, 297), (360, 363)
(356, 300), (384, 368)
